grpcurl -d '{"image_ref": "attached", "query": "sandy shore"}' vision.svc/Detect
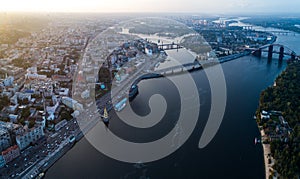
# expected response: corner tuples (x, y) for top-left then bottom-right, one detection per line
(259, 128), (274, 179)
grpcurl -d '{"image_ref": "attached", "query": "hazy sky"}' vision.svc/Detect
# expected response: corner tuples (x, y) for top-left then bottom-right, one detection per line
(0, 0), (299, 13)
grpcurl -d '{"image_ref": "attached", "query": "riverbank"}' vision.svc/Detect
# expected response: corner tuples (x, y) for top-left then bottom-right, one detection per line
(259, 128), (275, 179)
(255, 61), (300, 178)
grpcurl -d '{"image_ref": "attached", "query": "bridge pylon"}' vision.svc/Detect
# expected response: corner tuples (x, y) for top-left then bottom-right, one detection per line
(253, 49), (262, 57)
(279, 46), (284, 61)
(268, 45), (273, 60)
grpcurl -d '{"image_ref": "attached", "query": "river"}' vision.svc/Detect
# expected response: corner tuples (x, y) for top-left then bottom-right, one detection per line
(45, 21), (300, 179)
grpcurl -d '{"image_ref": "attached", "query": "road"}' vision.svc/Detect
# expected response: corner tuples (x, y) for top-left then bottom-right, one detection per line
(0, 118), (79, 179)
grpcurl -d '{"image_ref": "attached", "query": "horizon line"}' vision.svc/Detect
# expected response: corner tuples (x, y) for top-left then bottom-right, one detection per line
(1, 10), (300, 15)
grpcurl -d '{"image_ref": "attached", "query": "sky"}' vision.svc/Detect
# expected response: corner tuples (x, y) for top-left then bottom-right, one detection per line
(0, 0), (299, 13)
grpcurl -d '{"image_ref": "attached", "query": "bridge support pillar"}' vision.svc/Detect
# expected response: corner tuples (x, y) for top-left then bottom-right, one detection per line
(268, 45), (273, 60)
(253, 49), (262, 57)
(291, 53), (296, 61)
(279, 46), (284, 61)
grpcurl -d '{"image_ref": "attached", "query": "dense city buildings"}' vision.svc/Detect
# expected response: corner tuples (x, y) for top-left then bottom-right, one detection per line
(0, 12), (299, 179)
(0, 14), (118, 177)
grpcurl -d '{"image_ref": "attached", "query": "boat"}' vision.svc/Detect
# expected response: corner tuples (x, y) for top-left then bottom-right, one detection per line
(36, 172), (44, 179)
(68, 136), (75, 143)
(114, 98), (127, 112)
(102, 107), (109, 125)
(129, 85), (139, 101)
(254, 137), (261, 145)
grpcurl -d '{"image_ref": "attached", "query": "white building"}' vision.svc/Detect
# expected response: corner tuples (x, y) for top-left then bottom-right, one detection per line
(8, 114), (19, 123)
(15, 92), (32, 101)
(59, 88), (69, 96)
(16, 125), (44, 150)
(25, 67), (47, 80)
(7, 104), (18, 113)
(261, 110), (270, 120)
(10, 95), (18, 105)
(46, 102), (59, 121)
(35, 117), (46, 129)
(62, 97), (83, 111)
(2, 76), (14, 87)
(26, 67), (37, 74)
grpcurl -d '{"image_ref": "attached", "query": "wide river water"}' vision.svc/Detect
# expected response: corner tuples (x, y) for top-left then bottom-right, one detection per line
(45, 23), (300, 179)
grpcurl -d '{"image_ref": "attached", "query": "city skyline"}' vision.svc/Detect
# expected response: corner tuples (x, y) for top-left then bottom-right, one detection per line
(0, 0), (300, 14)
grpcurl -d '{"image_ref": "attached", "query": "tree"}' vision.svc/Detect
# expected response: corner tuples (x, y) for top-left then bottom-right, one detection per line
(0, 95), (9, 111)
(21, 107), (31, 119)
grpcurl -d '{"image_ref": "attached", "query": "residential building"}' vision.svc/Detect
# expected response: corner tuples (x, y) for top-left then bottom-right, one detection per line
(61, 97), (83, 111)
(1, 145), (20, 163)
(16, 125), (44, 150)
(0, 128), (11, 152)
(0, 155), (5, 168)
(2, 76), (14, 87)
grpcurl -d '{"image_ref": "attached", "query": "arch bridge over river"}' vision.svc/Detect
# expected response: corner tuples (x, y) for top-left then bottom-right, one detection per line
(129, 44), (299, 99)
(252, 44), (298, 60)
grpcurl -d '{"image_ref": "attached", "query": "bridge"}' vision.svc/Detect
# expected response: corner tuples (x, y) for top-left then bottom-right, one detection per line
(266, 31), (293, 35)
(240, 25), (253, 30)
(154, 44), (298, 77)
(239, 25), (293, 35)
(128, 44), (298, 100)
(252, 44), (298, 60)
(131, 51), (251, 79)
(158, 43), (183, 51)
